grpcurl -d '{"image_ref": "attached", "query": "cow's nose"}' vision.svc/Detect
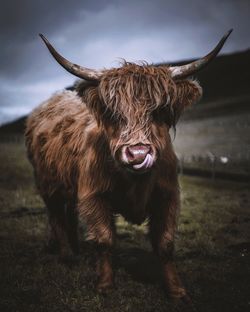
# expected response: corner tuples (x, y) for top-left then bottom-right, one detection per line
(125, 145), (151, 165)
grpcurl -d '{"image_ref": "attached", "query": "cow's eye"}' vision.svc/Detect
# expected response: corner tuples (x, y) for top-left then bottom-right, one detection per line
(152, 107), (167, 123)
(103, 107), (116, 121)
(98, 100), (114, 121)
(152, 106), (174, 126)
(102, 106), (126, 127)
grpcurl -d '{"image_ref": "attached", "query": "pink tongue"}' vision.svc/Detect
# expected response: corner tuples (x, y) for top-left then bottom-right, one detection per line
(133, 154), (153, 170)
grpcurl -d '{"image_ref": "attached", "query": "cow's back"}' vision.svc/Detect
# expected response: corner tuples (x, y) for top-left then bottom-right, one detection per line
(25, 90), (97, 197)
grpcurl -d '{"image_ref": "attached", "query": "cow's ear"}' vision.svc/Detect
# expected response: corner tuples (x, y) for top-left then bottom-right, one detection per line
(175, 79), (202, 109)
(171, 80), (202, 125)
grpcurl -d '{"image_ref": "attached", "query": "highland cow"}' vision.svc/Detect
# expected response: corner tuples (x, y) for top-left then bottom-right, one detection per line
(25, 30), (232, 301)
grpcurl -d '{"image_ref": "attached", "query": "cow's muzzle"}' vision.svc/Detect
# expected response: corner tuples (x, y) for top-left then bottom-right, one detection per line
(121, 144), (155, 172)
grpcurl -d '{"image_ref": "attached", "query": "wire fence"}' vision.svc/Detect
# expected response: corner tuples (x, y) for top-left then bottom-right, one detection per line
(177, 152), (250, 182)
(0, 135), (24, 144)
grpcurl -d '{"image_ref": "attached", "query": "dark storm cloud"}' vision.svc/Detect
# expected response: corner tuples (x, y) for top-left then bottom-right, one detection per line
(0, 0), (249, 124)
(0, 0), (110, 78)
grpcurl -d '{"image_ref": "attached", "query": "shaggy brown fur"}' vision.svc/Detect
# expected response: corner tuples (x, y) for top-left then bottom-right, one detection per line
(25, 62), (202, 299)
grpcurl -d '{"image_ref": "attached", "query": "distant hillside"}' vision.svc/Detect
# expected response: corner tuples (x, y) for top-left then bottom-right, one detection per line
(0, 116), (27, 135)
(195, 49), (250, 103)
(0, 49), (250, 134)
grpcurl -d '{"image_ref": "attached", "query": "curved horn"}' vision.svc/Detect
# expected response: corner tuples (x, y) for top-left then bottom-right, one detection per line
(158, 29), (233, 79)
(39, 34), (103, 81)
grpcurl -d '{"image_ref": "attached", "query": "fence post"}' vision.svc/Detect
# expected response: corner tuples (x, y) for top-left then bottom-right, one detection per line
(179, 156), (183, 175)
(211, 156), (216, 180)
(207, 152), (216, 180)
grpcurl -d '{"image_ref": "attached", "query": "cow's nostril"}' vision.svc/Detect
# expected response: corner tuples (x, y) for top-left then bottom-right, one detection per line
(126, 147), (135, 161)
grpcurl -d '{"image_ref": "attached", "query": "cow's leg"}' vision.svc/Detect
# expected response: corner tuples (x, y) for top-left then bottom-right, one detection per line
(78, 196), (115, 292)
(65, 200), (79, 255)
(44, 193), (74, 259)
(149, 191), (188, 301)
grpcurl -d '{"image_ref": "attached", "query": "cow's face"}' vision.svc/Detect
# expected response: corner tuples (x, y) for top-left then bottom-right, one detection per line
(81, 64), (202, 173)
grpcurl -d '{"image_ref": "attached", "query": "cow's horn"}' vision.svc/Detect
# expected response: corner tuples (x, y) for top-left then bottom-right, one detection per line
(159, 29), (233, 79)
(39, 34), (103, 81)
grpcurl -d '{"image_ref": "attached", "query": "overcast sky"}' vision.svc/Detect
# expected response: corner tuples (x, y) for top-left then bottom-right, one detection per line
(0, 0), (249, 125)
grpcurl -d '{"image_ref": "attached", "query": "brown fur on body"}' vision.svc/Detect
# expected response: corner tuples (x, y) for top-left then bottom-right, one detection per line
(25, 63), (202, 298)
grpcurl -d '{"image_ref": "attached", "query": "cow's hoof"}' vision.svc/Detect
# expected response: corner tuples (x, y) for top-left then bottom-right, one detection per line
(58, 252), (80, 267)
(171, 293), (198, 312)
(169, 286), (187, 299)
(43, 240), (60, 255)
(96, 280), (114, 295)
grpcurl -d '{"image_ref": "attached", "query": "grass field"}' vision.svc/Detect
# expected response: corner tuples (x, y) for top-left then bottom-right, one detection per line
(0, 140), (250, 312)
